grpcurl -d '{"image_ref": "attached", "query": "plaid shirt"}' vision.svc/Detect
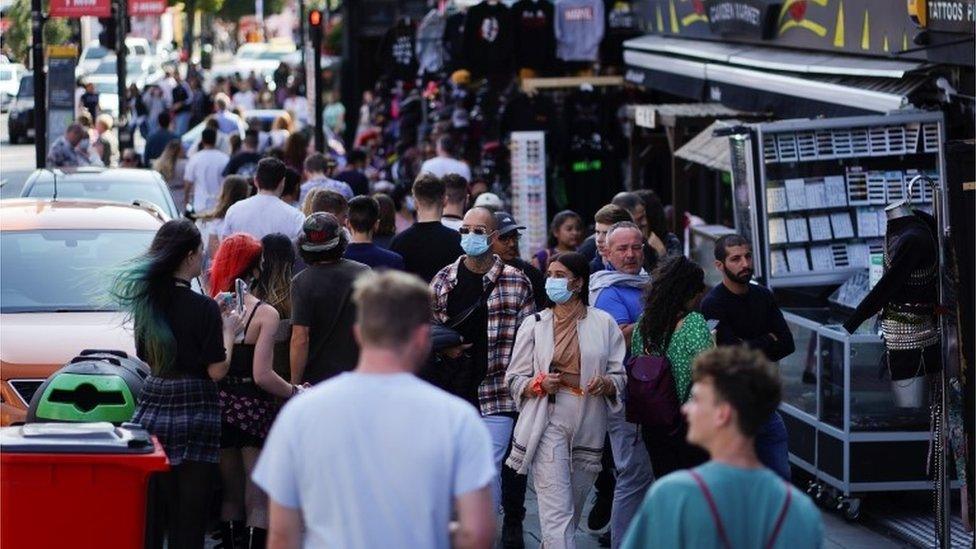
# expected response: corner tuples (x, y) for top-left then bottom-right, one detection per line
(431, 256), (535, 416)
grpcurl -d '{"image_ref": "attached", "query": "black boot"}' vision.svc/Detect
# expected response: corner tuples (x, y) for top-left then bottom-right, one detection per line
(248, 527), (267, 549)
(214, 521), (237, 549)
(501, 513), (525, 549)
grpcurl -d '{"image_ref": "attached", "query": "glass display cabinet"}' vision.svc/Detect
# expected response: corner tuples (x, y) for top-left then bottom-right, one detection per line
(780, 308), (941, 519)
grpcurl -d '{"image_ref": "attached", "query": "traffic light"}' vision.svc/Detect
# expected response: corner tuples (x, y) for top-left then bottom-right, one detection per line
(308, 9), (322, 29)
(98, 17), (117, 49)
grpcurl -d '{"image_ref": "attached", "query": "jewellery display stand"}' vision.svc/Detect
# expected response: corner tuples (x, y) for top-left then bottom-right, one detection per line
(510, 131), (548, 262)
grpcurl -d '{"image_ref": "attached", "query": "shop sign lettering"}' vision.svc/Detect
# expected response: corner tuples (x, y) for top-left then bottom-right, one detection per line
(704, 0), (781, 39)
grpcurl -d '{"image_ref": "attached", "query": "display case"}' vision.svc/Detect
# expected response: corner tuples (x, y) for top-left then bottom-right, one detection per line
(728, 111), (945, 288)
(780, 309), (943, 517)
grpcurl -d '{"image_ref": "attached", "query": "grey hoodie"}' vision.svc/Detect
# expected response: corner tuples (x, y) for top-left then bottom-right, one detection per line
(555, 0), (605, 62)
(588, 268), (650, 306)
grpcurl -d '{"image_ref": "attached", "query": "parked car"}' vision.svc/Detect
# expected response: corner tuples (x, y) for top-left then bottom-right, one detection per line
(20, 167), (180, 219)
(0, 62), (26, 112)
(6, 73), (34, 144)
(77, 38), (153, 78)
(0, 199), (167, 425)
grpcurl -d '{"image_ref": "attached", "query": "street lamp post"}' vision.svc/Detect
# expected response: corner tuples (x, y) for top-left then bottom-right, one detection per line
(31, 0), (46, 167)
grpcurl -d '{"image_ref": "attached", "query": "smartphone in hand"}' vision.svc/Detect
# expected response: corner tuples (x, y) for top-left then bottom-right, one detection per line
(234, 278), (248, 315)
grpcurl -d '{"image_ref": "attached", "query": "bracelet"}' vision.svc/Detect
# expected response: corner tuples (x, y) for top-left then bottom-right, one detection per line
(530, 373), (547, 397)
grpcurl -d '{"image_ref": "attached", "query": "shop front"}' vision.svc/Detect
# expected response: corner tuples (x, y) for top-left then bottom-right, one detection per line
(621, 0), (974, 543)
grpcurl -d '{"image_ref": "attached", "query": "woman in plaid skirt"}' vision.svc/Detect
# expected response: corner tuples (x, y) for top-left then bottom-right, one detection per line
(112, 219), (242, 549)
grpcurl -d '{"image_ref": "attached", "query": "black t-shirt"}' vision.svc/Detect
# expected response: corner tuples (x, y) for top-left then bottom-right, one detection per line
(446, 261), (489, 382)
(172, 83), (191, 113)
(291, 259), (371, 384)
(334, 168), (370, 197)
(223, 151), (263, 177)
(390, 221), (464, 282)
(512, 0), (556, 72)
(462, 1), (515, 78)
(700, 283), (796, 362)
(378, 20), (418, 81)
(443, 11), (467, 72)
(509, 257), (547, 310)
(136, 284), (225, 377)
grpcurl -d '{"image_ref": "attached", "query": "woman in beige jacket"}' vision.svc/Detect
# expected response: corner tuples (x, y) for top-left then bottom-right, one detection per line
(506, 252), (627, 549)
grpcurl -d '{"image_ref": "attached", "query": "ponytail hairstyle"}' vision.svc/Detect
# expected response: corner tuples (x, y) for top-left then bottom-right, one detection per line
(110, 219), (202, 374)
(208, 233), (262, 298)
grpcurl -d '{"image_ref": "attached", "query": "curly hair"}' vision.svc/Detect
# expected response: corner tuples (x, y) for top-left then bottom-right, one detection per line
(638, 255), (706, 353)
(208, 233), (262, 298)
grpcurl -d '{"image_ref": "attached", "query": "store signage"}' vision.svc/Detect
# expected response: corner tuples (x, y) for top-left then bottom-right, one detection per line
(927, 0), (976, 33)
(128, 0), (167, 16)
(704, 0), (781, 39)
(49, 0), (111, 18)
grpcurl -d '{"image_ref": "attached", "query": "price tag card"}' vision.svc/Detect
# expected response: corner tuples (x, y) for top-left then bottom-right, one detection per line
(805, 182), (828, 210)
(856, 209), (880, 238)
(808, 215), (833, 241)
(810, 245), (834, 270)
(824, 176), (848, 207)
(768, 218), (788, 244)
(787, 217), (809, 242)
(830, 212), (855, 238)
(771, 250), (789, 275)
(847, 243), (871, 268)
(786, 247), (810, 272)
(784, 179), (807, 210)
(766, 187), (788, 213)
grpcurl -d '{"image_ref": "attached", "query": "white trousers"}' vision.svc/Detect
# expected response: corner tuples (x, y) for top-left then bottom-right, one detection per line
(532, 391), (598, 549)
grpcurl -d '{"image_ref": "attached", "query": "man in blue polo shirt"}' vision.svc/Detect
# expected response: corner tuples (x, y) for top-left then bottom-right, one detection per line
(589, 221), (654, 549)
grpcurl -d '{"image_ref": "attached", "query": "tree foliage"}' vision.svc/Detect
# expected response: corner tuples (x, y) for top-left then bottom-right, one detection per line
(216, 0), (286, 20)
(2, 0), (74, 65)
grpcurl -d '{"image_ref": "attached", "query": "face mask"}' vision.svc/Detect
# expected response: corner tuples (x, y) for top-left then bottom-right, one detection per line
(460, 232), (490, 257)
(545, 277), (574, 304)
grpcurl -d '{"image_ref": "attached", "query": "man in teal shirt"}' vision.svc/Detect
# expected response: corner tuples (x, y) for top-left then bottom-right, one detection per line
(622, 346), (823, 549)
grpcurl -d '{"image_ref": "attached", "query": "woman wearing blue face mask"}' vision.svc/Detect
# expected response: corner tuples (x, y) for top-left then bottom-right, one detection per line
(505, 252), (627, 547)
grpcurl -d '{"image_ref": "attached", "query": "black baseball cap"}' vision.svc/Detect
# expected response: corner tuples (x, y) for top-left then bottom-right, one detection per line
(494, 211), (525, 236)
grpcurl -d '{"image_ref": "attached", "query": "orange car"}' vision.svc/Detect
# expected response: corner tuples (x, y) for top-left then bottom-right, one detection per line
(0, 199), (166, 425)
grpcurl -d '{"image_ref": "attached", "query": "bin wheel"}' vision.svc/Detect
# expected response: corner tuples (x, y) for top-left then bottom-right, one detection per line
(841, 498), (862, 521)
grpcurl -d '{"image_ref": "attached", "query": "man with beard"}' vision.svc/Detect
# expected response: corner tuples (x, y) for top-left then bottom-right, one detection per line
(701, 234), (794, 481)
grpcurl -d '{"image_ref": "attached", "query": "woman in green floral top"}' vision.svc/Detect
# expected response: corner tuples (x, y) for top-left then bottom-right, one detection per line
(631, 255), (713, 477)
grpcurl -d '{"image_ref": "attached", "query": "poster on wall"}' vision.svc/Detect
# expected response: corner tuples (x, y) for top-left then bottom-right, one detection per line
(46, 46), (77, 161)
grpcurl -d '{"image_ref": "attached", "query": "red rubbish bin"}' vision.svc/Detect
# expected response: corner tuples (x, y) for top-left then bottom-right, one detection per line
(1, 422), (169, 549)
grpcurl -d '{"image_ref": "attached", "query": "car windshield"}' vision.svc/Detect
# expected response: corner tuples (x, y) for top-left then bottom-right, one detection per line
(84, 46), (110, 61)
(93, 81), (117, 94)
(17, 76), (33, 98)
(25, 180), (175, 217)
(1, 229), (156, 313)
(257, 50), (288, 61)
(0, 71), (13, 81)
(237, 49), (262, 60)
(94, 60), (117, 74)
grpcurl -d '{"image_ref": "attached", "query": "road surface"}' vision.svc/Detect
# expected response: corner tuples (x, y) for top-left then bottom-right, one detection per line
(0, 113), (37, 198)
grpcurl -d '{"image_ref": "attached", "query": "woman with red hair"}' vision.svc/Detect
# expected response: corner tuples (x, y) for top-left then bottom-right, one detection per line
(208, 233), (301, 548)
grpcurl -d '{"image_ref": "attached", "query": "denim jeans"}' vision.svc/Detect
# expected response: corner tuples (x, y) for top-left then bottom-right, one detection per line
(174, 112), (191, 136)
(483, 414), (515, 512)
(607, 407), (653, 549)
(755, 411), (791, 481)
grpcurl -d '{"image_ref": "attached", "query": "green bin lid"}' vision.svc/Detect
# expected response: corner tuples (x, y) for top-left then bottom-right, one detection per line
(33, 373), (136, 423)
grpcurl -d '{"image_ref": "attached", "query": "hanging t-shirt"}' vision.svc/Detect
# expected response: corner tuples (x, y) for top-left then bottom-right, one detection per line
(563, 134), (620, 224)
(442, 11), (467, 72)
(601, 0), (643, 66)
(512, 0), (556, 72)
(378, 19), (419, 81)
(555, 0), (605, 62)
(462, 1), (515, 78)
(416, 8), (448, 75)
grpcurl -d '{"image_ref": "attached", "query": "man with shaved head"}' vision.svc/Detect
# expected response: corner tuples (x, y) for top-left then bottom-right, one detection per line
(430, 205), (535, 533)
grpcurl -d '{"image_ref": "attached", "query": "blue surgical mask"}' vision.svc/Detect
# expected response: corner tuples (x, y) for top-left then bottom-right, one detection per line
(545, 277), (574, 304)
(460, 232), (490, 257)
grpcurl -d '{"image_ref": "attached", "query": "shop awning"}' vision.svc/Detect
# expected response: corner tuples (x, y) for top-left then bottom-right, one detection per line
(623, 35), (933, 115)
(673, 119), (744, 173)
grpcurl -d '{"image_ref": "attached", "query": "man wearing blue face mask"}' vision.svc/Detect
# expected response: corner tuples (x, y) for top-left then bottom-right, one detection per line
(430, 206), (536, 524)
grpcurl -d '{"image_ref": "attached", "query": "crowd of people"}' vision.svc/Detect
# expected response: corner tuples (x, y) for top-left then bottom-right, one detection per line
(98, 113), (825, 547)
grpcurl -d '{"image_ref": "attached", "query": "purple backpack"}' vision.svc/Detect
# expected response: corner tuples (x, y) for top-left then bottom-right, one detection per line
(625, 351), (682, 433)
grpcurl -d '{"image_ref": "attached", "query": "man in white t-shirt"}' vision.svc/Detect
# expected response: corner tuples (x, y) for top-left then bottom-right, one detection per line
(232, 81), (257, 112)
(221, 157), (305, 241)
(184, 128), (230, 214)
(420, 135), (472, 182)
(253, 270), (497, 549)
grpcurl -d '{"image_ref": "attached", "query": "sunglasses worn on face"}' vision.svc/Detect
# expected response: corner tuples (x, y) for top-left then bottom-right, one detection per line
(459, 227), (491, 236)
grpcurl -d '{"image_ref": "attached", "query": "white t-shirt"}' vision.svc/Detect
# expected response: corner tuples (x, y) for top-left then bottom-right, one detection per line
(252, 372), (495, 549)
(221, 194), (305, 241)
(233, 90), (257, 112)
(420, 156), (472, 182)
(184, 148), (230, 214)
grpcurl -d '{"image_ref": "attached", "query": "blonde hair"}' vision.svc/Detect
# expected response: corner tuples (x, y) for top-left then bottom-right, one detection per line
(96, 113), (114, 131)
(301, 188), (322, 216)
(152, 140), (182, 182)
(353, 271), (432, 349)
(272, 113), (293, 131)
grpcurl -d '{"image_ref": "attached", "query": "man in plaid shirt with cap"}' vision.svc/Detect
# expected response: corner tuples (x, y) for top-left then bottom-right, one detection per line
(430, 206), (535, 515)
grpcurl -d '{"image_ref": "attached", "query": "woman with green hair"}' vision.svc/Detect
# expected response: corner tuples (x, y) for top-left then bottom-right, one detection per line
(111, 218), (241, 549)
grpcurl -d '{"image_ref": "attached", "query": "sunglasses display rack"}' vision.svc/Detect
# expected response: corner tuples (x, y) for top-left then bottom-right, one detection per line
(736, 111), (945, 288)
(509, 131), (548, 263)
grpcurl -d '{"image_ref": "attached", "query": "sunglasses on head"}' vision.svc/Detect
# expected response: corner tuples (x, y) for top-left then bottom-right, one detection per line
(458, 227), (492, 236)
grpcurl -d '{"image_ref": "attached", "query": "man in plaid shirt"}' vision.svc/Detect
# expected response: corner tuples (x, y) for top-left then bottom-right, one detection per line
(430, 206), (535, 515)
